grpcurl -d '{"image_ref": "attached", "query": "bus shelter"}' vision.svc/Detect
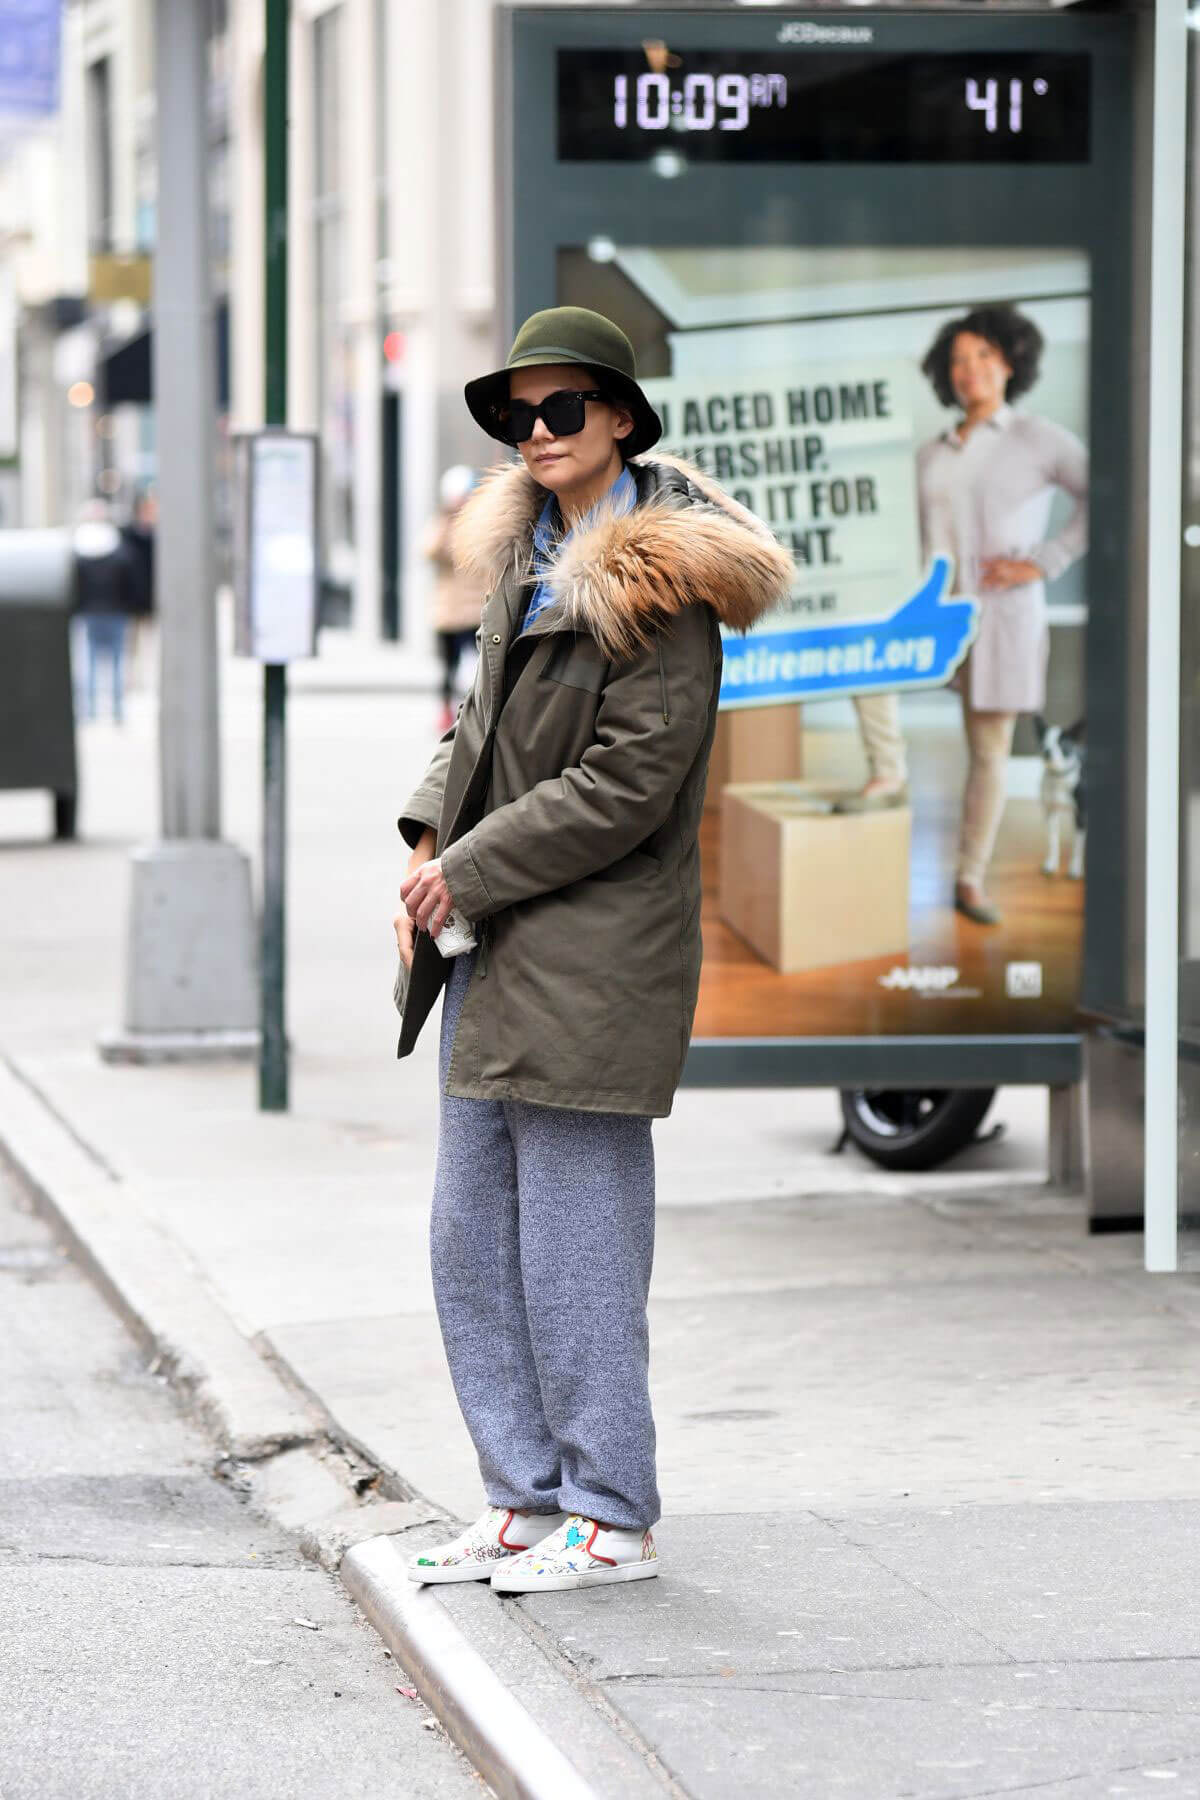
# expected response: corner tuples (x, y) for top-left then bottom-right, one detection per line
(496, 4), (1193, 1268)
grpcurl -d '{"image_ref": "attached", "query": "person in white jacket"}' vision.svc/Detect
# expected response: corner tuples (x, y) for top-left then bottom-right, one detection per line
(847, 303), (1088, 925)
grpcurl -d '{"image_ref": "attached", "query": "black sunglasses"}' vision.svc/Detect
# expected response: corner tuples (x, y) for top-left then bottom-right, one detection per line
(491, 388), (609, 445)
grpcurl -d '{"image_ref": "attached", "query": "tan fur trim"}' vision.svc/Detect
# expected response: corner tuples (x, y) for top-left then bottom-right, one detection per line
(447, 458), (544, 594)
(547, 498), (790, 659)
(448, 453), (794, 652)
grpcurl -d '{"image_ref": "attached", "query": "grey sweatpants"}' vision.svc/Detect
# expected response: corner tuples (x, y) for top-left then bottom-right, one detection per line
(431, 946), (660, 1530)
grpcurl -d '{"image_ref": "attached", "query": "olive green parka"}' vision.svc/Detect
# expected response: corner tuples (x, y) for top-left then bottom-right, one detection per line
(396, 453), (794, 1116)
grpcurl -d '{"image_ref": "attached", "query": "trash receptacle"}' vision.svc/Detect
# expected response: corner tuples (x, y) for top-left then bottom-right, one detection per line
(0, 529), (78, 839)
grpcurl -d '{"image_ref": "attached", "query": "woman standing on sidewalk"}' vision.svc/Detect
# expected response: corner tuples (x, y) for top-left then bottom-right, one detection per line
(392, 307), (792, 1594)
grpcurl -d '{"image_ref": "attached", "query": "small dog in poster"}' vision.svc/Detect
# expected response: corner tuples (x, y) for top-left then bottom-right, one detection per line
(1035, 717), (1086, 880)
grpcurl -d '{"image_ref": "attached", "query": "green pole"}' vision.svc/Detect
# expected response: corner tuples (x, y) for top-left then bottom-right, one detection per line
(264, 0), (288, 428)
(260, 0), (289, 1111)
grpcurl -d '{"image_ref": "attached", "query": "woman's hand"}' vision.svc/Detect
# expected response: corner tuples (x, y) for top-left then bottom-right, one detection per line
(394, 827), (436, 967)
(980, 556), (1043, 591)
(394, 904), (416, 971)
(401, 855), (457, 940)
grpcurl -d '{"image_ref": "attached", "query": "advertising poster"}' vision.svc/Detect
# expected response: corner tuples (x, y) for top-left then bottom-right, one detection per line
(560, 245), (1090, 1037)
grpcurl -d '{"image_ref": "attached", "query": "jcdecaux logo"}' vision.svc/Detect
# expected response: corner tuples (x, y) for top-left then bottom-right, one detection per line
(719, 555), (977, 707)
(777, 22), (874, 44)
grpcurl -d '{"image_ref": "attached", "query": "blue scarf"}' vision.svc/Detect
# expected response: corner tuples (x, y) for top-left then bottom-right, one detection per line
(522, 465), (638, 635)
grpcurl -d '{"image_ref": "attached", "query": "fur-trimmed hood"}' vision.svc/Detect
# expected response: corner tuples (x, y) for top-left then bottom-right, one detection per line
(449, 453), (793, 660)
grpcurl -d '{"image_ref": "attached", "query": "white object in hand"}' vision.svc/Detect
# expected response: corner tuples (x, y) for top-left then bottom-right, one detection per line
(433, 907), (477, 958)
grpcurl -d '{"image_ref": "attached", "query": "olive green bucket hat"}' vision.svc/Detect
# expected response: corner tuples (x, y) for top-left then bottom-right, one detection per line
(464, 306), (662, 458)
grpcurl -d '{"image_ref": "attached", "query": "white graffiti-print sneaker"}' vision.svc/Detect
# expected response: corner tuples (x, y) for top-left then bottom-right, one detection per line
(407, 1507), (569, 1584)
(490, 1514), (658, 1593)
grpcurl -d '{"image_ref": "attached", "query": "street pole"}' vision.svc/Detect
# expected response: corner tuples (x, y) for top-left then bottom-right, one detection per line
(103, 0), (257, 1064)
(156, 0), (218, 841)
(260, 0), (290, 1111)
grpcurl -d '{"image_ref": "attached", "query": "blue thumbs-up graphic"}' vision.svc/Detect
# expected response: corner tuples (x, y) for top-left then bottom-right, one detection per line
(719, 555), (977, 707)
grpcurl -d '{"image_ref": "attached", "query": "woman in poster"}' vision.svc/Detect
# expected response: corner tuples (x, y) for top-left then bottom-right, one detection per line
(918, 302), (1088, 924)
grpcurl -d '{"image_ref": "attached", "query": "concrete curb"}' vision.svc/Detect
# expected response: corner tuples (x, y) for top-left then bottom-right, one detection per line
(344, 1538), (601, 1800)
(0, 1058), (674, 1800)
(341, 1533), (678, 1800)
(0, 1058), (319, 1461)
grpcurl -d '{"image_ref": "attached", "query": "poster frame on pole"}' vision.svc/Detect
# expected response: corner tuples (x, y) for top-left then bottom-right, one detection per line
(232, 428), (320, 666)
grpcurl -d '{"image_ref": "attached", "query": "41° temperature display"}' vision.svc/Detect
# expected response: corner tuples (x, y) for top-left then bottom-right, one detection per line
(558, 50), (1091, 163)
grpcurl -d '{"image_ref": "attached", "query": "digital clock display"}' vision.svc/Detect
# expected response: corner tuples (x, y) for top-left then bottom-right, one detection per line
(557, 50), (1091, 164)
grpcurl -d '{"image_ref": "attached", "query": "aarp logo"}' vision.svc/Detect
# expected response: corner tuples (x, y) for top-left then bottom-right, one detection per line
(877, 966), (960, 992)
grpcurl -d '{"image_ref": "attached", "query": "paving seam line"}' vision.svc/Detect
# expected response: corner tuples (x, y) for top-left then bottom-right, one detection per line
(343, 1535), (604, 1800)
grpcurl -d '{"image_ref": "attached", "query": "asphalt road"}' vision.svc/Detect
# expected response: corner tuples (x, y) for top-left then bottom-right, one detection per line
(0, 1163), (486, 1800)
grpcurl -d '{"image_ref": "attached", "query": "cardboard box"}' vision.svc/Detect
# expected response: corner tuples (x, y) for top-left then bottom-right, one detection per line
(718, 780), (911, 973)
(705, 704), (803, 811)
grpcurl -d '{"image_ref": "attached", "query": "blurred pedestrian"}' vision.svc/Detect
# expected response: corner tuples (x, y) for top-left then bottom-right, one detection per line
(393, 307), (793, 1595)
(421, 464), (483, 732)
(120, 486), (157, 694)
(121, 486), (156, 620)
(72, 499), (140, 723)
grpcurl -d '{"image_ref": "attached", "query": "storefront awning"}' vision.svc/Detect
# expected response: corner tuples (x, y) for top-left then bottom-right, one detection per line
(97, 302), (230, 409)
(98, 329), (151, 406)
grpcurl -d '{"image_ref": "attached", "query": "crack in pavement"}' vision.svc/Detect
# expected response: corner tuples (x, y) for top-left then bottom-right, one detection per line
(596, 1653), (1200, 1684)
(953, 1748), (1200, 1799)
(807, 1506), (1019, 1665)
(0, 1548), (304, 1571)
(609, 1675), (1200, 1720)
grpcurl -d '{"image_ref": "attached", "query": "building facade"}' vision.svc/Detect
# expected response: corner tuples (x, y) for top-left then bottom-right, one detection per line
(226, 0), (502, 647)
(0, 0), (542, 649)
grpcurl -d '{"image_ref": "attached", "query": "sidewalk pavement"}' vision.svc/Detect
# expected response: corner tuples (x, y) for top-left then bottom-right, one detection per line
(4, 664), (1200, 1798)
